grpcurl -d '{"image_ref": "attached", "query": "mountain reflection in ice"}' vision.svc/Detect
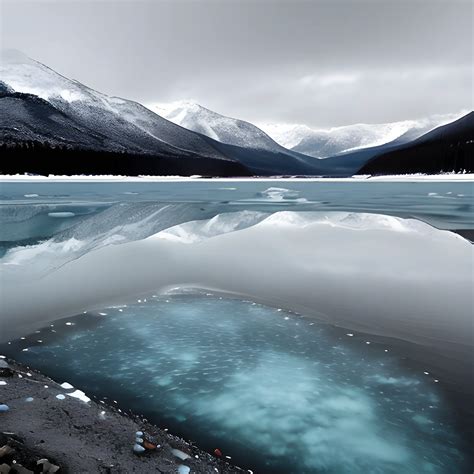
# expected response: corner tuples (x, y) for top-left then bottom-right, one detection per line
(5, 294), (466, 474)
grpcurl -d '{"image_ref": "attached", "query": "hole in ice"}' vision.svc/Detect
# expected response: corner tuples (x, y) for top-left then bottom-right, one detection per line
(2, 294), (468, 473)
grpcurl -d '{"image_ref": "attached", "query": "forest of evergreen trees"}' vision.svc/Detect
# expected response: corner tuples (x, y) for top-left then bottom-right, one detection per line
(359, 138), (473, 175)
(0, 140), (250, 176)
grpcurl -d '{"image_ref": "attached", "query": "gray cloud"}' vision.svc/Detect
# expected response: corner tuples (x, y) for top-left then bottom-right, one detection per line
(1, 0), (472, 127)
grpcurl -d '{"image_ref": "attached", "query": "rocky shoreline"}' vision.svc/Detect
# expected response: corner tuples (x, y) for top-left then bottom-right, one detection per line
(0, 358), (245, 473)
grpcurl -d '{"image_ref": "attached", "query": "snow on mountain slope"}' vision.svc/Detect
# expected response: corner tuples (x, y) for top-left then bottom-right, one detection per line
(0, 50), (329, 175)
(0, 50), (236, 160)
(0, 90), (110, 148)
(257, 123), (319, 150)
(260, 111), (467, 158)
(149, 100), (287, 153)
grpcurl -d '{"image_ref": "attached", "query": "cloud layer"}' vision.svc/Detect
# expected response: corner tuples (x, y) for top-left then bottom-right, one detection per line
(1, 0), (471, 126)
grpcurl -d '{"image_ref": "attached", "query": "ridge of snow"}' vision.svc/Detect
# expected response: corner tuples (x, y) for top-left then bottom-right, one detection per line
(147, 100), (285, 152)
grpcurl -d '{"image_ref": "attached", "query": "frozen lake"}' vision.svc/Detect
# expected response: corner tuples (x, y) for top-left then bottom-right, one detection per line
(1, 179), (473, 233)
(1, 178), (472, 473)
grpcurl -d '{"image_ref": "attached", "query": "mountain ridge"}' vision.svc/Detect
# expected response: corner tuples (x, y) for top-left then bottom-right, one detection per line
(150, 100), (289, 153)
(0, 50), (471, 177)
(0, 51), (324, 176)
(259, 112), (468, 158)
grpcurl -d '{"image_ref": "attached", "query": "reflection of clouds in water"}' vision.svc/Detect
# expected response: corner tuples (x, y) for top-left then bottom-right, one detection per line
(1, 210), (471, 362)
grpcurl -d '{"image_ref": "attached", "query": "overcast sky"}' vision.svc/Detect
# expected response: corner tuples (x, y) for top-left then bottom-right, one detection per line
(1, 0), (472, 127)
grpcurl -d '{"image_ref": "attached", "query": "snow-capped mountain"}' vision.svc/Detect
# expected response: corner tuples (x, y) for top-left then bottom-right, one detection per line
(0, 49), (225, 158)
(149, 101), (285, 153)
(1, 50), (469, 177)
(0, 50), (326, 176)
(260, 112), (468, 158)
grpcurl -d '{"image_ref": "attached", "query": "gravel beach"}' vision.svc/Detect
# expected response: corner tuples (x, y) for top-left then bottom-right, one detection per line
(0, 358), (244, 474)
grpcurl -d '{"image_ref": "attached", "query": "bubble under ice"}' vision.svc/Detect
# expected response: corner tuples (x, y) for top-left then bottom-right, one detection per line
(4, 295), (466, 474)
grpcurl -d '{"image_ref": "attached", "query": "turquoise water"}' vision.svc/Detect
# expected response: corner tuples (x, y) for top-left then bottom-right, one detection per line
(2, 293), (469, 474)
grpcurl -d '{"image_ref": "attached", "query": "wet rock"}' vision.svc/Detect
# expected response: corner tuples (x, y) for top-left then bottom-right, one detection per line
(142, 440), (157, 450)
(137, 431), (159, 451)
(11, 464), (34, 474)
(0, 361), (12, 378)
(132, 444), (145, 454)
(0, 406), (9, 413)
(0, 445), (14, 458)
(37, 459), (60, 473)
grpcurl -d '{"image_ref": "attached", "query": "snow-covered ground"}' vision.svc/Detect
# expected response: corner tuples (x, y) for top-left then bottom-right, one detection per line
(1, 173), (473, 182)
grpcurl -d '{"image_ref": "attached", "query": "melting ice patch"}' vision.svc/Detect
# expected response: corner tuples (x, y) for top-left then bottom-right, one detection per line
(5, 295), (467, 473)
(257, 187), (305, 201)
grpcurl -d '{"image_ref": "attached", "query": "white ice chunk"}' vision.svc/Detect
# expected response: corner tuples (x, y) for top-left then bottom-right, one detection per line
(171, 449), (191, 460)
(67, 389), (91, 403)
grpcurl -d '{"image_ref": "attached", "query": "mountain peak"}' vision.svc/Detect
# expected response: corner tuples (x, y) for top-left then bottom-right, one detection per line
(147, 100), (286, 152)
(0, 50), (99, 103)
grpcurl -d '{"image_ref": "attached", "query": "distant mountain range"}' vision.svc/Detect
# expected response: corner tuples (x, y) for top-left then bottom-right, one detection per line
(259, 113), (466, 158)
(0, 50), (472, 176)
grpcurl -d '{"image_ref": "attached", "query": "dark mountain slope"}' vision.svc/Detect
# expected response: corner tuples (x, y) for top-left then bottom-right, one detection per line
(0, 90), (113, 150)
(0, 90), (251, 176)
(358, 112), (474, 175)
